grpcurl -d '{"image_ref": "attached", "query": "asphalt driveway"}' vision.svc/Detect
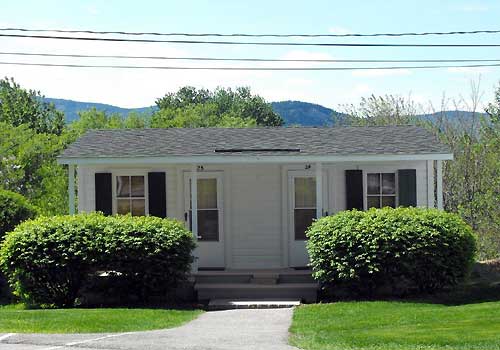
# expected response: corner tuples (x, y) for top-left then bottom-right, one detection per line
(0, 308), (298, 350)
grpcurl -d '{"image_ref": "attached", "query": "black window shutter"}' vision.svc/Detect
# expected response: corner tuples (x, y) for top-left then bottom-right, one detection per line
(148, 172), (167, 218)
(398, 169), (417, 207)
(95, 173), (112, 215)
(345, 170), (363, 210)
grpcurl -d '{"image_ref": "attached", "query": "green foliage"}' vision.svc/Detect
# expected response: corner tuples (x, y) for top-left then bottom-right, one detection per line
(68, 108), (151, 136)
(0, 122), (71, 215)
(342, 94), (420, 126)
(0, 189), (37, 239)
(0, 77), (64, 135)
(307, 208), (476, 294)
(0, 306), (202, 333)
(150, 103), (257, 128)
(0, 213), (195, 307)
(155, 86), (283, 126)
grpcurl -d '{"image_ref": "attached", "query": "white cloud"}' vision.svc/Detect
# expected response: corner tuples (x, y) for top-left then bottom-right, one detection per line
(351, 68), (412, 78)
(280, 50), (334, 61)
(447, 66), (492, 74)
(276, 50), (335, 68)
(328, 26), (353, 35)
(84, 4), (100, 16)
(455, 3), (489, 12)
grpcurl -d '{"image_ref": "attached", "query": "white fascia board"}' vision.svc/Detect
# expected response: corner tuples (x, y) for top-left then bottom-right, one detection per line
(57, 153), (453, 165)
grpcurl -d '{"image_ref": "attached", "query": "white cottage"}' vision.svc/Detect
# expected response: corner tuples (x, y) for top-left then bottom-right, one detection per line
(58, 126), (452, 301)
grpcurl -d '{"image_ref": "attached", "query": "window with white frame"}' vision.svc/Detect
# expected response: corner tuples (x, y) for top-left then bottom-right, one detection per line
(116, 175), (146, 215)
(367, 173), (396, 209)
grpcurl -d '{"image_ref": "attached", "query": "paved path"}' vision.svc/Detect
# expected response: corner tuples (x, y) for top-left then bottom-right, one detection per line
(0, 308), (299, 350)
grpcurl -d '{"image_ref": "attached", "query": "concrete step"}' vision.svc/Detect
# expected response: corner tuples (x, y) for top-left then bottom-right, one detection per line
(195, 283), (318, 302)
(195, 274), (252, 284)
(250, 277), (278, 285)
(278, 273), (315, 284)
(208, 299), (301, 310)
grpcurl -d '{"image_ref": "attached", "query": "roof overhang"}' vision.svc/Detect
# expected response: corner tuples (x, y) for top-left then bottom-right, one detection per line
(57, 153), (453, 165)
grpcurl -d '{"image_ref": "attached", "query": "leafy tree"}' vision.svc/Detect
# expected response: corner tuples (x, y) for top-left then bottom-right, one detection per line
(150, 103), (256, 128)
(155, 86), (283, 126)
(156, 86), (211, 109)
(341, 94), (419, 126)
(0, 122), (69, 215)
(0, 77), (64, 135)
(69, 108), (125, 136)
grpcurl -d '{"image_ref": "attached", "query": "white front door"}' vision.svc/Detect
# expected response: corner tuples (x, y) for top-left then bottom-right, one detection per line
(288, 170), (327, 267)
(184, 172), (224, 268)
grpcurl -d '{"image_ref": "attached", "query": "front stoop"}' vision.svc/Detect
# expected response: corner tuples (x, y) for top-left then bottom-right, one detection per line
(208, 299), (301, 310)
(194, 269), (318, 303)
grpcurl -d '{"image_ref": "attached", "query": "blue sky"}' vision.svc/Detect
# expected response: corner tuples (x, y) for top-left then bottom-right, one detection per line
(1, 0), (499, 111)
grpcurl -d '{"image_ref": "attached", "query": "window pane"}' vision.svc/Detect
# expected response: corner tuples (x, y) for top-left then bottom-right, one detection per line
(198, 210), (219, 241)
(367, 173), (380, 195)
(367, 196), (380, 209)
(117, 199), (130, 214)
(295, 208), (316, 240)
(198, 179), (217, 209)
(381, 196), (396, 208)
(382, 173), (396, 194)
(116, 176), (130, 197)
(295, 177), (316, 208)
(131, 199), (145, 216)
(131, 176), (145, 197)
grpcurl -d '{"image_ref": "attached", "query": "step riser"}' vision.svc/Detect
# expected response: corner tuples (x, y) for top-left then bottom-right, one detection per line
(278, 275), (315, 284)
(250, 277), (278, 285)
(195, 275), (251, 284)
(195, 274), (314, 284)
(197, 288), (317, 303)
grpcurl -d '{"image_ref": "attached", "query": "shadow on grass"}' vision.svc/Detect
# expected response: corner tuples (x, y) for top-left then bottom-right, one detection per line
(319, 259), (500, 306)
(411, 280), (500, 305)
(319, 279), (500, 306)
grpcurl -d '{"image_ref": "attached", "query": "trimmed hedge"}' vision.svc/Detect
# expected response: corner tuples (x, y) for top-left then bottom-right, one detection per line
(307, 207), (476, 295)
(0, 189), (37, 240)
(0, 213), (195, 307)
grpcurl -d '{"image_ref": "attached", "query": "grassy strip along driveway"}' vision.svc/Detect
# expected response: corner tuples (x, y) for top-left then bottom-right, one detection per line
(0, 304), (203, 333)
(290, 301), (500, 350)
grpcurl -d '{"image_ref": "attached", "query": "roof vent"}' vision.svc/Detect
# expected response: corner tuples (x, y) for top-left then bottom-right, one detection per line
(214, 148), (300, 153)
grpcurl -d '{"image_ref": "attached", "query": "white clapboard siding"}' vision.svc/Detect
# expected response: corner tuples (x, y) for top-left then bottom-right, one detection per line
(76, 160), (432, 269)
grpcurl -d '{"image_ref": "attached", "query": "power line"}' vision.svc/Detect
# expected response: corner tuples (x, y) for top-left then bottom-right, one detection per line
(1, 61), (499, 70)
(2, 33), (500, 47)
(2, 51), (500, 63)
(2, 27), (500, 38)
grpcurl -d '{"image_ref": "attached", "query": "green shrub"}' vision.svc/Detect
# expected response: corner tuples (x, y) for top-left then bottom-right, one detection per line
(0, 189), (37, 302)
(0, 189), (37, 240)
(97, 215), (196, 301)
(307, 207), (476, 295)
(0, 213), (195, 307)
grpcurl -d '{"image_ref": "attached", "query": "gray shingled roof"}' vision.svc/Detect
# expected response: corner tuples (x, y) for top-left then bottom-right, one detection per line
(59, 126), (450, 159)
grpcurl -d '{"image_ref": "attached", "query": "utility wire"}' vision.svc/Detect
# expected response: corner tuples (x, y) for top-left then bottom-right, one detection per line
(1, 61), (499, 70)
(2, 51), (500, 63)
(2, 27), (500, 38)
(2, 33), (500, 47)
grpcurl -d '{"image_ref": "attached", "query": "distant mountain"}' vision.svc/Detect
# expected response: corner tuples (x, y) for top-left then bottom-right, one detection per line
(270, 101), (341, 126)
(419, 110), (486, 125)
(43, 97), (484, 127)
(44, 98), (156, 123)
(44, 97), (344, 126)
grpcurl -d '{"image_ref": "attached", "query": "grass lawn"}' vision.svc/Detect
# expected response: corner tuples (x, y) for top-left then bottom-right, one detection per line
(0, 304), (203, 333)
(290, 301), (500, 350)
